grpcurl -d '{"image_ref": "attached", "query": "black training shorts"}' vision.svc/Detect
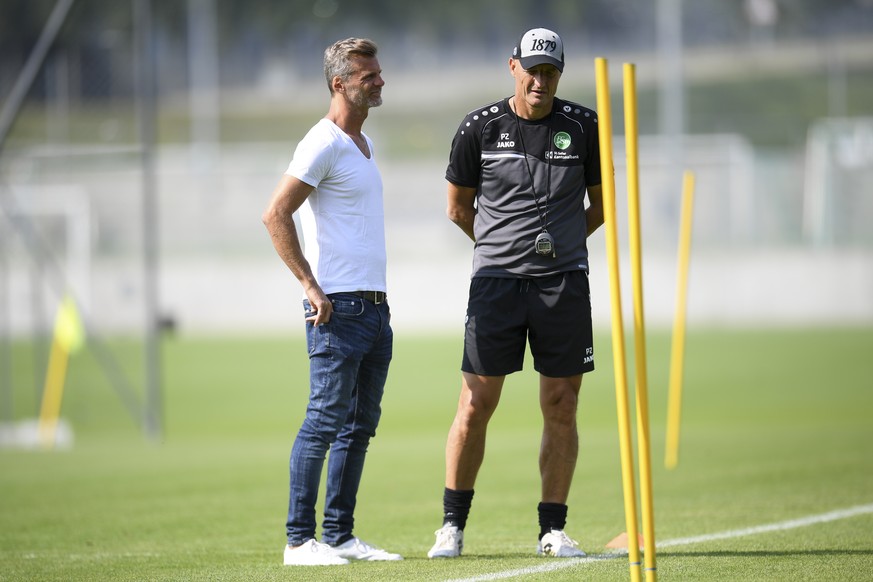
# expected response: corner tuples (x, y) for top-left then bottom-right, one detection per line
(461, 271), (595, 377)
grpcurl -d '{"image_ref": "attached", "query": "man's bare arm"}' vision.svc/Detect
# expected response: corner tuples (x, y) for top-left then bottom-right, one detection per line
(262, 175), (332, 325)
(447, 182), (477, 242)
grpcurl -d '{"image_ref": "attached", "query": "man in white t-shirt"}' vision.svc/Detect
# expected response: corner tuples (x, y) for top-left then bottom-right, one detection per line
(262, 37), (401, 567)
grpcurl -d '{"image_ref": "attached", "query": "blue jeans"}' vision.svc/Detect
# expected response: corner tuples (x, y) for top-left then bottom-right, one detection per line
(286, 293), (393, 546)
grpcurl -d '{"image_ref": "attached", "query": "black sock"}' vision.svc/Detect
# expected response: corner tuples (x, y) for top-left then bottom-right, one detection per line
(538, 502), (568, 540)
(442, 487), (474, 531)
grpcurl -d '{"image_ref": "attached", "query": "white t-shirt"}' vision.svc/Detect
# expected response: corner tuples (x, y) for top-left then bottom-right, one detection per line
(285, 118), (387, 296)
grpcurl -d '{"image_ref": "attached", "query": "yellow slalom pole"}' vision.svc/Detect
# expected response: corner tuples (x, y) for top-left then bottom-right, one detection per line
(665, 171), (696, 469)
(595, 56), (641, 582)
(624, 63), (657, 582)
(38, 294), (85, 449)
(38, 337), (70, 449)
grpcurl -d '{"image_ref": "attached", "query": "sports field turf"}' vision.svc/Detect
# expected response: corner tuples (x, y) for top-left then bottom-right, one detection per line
(2, 326), (872, 581)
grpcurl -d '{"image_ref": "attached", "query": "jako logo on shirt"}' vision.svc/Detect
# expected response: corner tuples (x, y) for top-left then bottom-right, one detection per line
(554, 132), (571, 150)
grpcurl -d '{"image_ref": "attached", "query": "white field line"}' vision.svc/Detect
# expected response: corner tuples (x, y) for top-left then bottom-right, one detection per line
(444, 503), (873, 582)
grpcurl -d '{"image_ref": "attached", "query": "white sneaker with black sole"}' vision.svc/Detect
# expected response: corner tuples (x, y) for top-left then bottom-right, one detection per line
(537, 529), (587, 558)
(329, 537), (403, 561)
(428, 524), (463, 558)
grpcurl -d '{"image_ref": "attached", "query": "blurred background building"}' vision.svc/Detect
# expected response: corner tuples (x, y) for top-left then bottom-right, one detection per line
(2, 0), (872, 341)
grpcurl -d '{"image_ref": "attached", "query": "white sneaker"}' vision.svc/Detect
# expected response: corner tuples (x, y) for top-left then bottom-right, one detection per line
(537, 529), (587, 558)
(283, 539), (350, 566)
(428, 524), (463, 558)
(329, 537), (403, 561)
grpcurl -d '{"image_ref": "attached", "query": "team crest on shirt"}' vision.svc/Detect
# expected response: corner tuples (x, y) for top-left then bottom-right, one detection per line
(547, 131), (579, 161)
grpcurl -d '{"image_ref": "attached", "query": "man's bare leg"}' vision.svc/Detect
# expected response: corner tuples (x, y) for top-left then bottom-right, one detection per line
(445, 372), (506, 489)
(539, 374), (582, 503)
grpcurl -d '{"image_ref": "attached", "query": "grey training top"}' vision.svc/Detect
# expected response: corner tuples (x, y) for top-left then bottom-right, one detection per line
(446, 96), (601, 278)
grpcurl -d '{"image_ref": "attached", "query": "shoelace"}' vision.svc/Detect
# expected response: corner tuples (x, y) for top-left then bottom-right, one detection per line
(354, 539), (374, 553)
(435, 528), (457, 545)
(552, 531), (579, 547)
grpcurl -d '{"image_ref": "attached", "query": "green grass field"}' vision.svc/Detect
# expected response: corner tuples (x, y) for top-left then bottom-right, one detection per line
(2, 326), (872, 581)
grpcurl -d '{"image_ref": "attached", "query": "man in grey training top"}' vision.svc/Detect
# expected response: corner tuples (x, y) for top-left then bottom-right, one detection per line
(428, 27), (604, 559)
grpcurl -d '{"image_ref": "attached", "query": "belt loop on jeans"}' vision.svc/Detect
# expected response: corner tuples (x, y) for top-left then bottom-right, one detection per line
(352, 290), (386, 304)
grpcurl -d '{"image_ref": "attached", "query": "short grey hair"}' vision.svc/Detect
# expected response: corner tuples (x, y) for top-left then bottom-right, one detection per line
(324, 37), (378, 94)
